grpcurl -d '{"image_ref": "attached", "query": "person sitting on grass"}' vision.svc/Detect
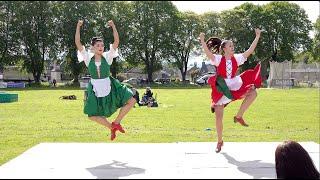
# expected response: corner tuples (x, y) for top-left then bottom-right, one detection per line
(129, 86), (142, 107)
(140, 87), (153, 105)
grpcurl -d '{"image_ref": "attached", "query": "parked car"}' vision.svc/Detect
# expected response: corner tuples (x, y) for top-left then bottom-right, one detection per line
(79, 76), (91, 88)
(123, 78), (140, 85)
(154, 78), (171, 84)
(196, 74), (214, 85)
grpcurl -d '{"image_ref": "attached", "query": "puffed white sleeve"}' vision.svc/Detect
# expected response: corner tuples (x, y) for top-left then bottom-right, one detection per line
(234, 54), (247, 66)
(104, 44), (119, 65)
(211, 54), (222, 66)
(77, 46), (90, 67)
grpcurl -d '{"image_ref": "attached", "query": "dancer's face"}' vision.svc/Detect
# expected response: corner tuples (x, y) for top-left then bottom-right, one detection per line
(92, 41), (104, 55)
(222, 41), (234, 55)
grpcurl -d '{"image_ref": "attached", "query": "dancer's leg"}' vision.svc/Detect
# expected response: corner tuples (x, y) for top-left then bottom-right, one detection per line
(110, 97), (136, 140)
(89, 116), (112, 129)
(113, 97), (136, 124)
(235, 88), (257, 118)
(215, 105), (224, 143)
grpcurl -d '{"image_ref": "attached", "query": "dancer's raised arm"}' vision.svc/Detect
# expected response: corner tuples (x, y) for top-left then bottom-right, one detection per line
(75, 20), (84, 52)
(242, 28), (261, 58)
(108, 20), (119, 50)
(199, 32), (214, 62)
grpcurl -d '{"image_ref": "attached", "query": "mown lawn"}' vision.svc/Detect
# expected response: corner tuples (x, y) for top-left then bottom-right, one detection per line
(0, 87), (319, 165)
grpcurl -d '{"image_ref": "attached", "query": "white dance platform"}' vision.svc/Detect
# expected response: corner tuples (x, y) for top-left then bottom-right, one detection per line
(0, 142), (319, 179)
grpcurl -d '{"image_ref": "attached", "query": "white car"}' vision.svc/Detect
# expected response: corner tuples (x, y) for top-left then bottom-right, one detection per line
(123, 78), (140, 85)
(196, 74), (214, 85)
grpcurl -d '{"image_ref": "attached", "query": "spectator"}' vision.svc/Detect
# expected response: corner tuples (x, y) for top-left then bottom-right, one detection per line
(147, 96), (158, 108)
(140, 87), (153, 105)
(53, 79), (57, 87)
(145, 87), (153, 98)
(130, 87), (141, 106)
(28, 78), (32, 87)
(275, 140), (320, 179)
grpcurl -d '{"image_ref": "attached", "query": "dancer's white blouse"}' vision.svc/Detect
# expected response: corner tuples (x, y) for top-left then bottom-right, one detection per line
(210, 54), (247, 105)
(77, 44), (119, 97)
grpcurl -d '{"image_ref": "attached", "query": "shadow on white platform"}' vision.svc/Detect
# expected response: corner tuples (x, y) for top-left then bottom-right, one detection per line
(0, 142), (319, 179)
(86, 160), (146, 179)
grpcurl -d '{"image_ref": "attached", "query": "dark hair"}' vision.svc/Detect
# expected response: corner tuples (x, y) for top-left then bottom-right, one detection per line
(91, 37), (103, 46)
(206, 37), (230, 54)
(275, 140), (320, 179)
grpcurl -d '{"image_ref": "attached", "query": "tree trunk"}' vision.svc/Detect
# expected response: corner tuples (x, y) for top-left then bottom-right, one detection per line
(147, 67), (153, 83)
(70, 50), (81, 85)
(72, 57), (79, 84)
(73, 74), (79, 83)
(33, 72), (41, 84)
(110, 57), (117, 77)
(182, 71), (186, 82)
(184, 59), (188, 82)
(31, 56), (41, 83)
(261, 59), (270, 80)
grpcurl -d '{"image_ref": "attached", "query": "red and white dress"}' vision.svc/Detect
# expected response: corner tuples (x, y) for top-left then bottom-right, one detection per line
(208, 54), (262, 106)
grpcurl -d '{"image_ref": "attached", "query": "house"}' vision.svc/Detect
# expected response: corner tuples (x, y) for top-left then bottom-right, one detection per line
(186, 66), (199, 81)
(119, 67), (147, 80)
(186, 62), (216, 82)
(2, 66), (34, 81)
(120, 66), (182, 81)
(200, 61), (216, 75)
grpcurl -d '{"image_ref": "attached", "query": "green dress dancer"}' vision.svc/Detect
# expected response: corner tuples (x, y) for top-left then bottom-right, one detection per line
(84, 55), (133, 117)
(75, 19), (136, 141)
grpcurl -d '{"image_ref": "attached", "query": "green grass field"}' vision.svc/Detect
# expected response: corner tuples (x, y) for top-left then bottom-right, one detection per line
(0, 87), (319, 165)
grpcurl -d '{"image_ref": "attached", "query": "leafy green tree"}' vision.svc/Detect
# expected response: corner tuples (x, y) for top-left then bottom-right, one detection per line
(167, 11), (201, 81)
(0, 1), (30, 73)
(220, 2), (312, 75)
(200, 12), (221, 36)
(52, 1), (97, 84)
(311, 16), (320, 62)
(260, 1), (312, 62)
(14, 1), (56, 83)
(125, 1), (178, 82)
(96, 1), (132, 77)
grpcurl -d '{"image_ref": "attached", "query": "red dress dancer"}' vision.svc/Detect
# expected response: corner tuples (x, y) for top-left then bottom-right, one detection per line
(199, 28), (263, 153)
(208, 55), (262, 111)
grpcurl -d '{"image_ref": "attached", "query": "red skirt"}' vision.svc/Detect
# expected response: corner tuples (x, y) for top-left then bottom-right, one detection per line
(208, 63), (262, 106)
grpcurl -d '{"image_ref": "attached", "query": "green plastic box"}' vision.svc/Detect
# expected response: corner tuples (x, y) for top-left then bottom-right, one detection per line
(0, 92), (18, 103)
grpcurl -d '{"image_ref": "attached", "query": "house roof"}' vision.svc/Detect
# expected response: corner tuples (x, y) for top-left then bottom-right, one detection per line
(186, 66), (199, 73)
(126, 67), (144, 74)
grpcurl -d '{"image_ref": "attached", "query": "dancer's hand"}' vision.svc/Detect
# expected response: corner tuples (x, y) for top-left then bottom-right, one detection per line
(107, 20), (115, 28)
(199, 32), (205, 42)
(255, 28), (262, 37)
(77, 20), (83, 28)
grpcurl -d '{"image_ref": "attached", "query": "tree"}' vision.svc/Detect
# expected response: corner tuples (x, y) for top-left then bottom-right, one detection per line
(14, 1), (56, 83)
(125, 1), (178, 82)
(0, 1), (20, 72)
(52, 1), (97, 84)
(220, 3), (267, 72)
(260, 2), (312, 62)
(311, 16), (320, 62)
(200, 12), (222, 36)
(96, 1), (132, 77)
(167, 11), (201, 82)
(220, 2), (312, 75)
